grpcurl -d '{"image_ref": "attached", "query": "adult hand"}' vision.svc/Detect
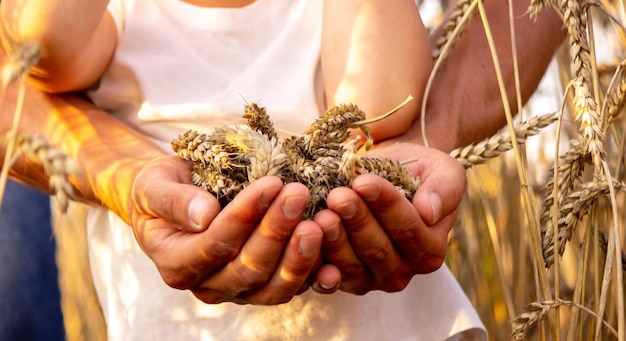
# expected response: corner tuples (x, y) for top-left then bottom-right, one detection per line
(128, 155), (327, 304)
(313, 143), (466, 295)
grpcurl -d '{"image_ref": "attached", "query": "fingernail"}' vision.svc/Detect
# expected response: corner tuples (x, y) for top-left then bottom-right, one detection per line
(335, 199), (357, 219)
(258, 189), (273, 208)
(427, 192), (442, 223)
(323, 222), (340, 242)
(298, 234), (321, 257)
(355, 183), (381, 201)
(188, 198), (206, 231)
(283, 195), (307, 219)
(319, 281), (336, 290)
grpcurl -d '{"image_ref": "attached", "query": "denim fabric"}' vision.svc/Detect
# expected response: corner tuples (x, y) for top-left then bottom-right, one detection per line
(0, 180), (65, 340)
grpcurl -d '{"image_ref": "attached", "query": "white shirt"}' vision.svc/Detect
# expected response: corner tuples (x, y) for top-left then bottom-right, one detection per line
(86, 0), (487, 339)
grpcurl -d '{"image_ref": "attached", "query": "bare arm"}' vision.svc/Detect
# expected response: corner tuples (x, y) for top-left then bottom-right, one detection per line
(0, 76), (327, 304)
(397, 0), (566, 152)
(321, 0), (432, 141)
(0, 0), (116, 92)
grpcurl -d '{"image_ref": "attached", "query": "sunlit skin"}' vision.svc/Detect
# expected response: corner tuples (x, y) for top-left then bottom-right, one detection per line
(322, 0), (433, 141)
(0, 0), (566, 303)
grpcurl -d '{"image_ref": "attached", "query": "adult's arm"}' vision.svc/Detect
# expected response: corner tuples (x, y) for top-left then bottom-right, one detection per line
(407, 0), (566, 152)
(0, 77), (324, 304)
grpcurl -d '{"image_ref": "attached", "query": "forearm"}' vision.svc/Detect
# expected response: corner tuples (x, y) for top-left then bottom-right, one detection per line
(322, 0), (432, 141)
(405, 0), (565, 152)
(1, 79), (166, 222)
(0, 1), (115, 92)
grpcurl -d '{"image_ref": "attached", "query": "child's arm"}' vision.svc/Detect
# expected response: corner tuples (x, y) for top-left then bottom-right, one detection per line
(322, 0), (432, 142)
(0, 0), (117, 93)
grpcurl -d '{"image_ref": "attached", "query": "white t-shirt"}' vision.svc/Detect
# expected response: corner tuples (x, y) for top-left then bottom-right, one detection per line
(86, 0), (487, 340)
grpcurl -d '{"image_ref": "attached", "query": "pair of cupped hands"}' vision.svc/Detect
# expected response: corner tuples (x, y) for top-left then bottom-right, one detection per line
(127, 139), (466, 305)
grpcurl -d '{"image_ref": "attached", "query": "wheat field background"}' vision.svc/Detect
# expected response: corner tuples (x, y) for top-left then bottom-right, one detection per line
(1, 0), (626, 340)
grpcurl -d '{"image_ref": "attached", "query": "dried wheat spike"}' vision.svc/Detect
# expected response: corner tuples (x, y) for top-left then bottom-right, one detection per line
(559, 0), (606, 173)
(303, 103), (366, 152)
(432, 0), (474, 61)
(1, 40), (42, 85)
(604, 65), (626, 126)
(538, 138), (589, 232)
(541, 179), (625, 267)
(172, 101), (420, 219)
(1, 133), (80, 213)
(450, 113), (557, 169)
(511, 300), (568, 340)
(243, 103), (277, 139)
(527, 0), (555, 19)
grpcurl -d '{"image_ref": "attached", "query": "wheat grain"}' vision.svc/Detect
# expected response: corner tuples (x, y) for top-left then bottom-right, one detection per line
(450, 113), (557, 169)
(1, 40), (41, 86)
(0, 133), (80, 213)
(511, 300), (567, 340)
(560, 0), (606, 173)
(432, 0), (474, 61)
(172, 101), (421, 219)
(542, 179), (625, 267)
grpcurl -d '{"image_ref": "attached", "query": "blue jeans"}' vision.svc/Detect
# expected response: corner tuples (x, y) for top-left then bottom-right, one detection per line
(0, 180), (65, 340)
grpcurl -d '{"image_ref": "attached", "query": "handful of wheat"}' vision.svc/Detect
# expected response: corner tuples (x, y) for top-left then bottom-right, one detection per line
(171, 101), (420, 219)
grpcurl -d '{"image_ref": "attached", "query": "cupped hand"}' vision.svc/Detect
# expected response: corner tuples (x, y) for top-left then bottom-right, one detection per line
(128, 155), (327, 304)
(313, 143), (466, 295)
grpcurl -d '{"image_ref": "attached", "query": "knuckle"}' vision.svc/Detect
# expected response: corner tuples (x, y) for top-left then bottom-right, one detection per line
(387, 224), (418, 244)
(382, 277), (412, 293)
(285, 263), (312, 278)
(159, 269), (193, 290)
(201, 240), (240, 262)
(262, 224), (293, 243)
(191, 289), (228, 305)
(341, 264), (365, 280)
(361, 246), (391, 265)
(232, 262), (271, 289)
(344, 213), (370, 233)
(259, 293), (294, 305)
(419, 255), (445, 274)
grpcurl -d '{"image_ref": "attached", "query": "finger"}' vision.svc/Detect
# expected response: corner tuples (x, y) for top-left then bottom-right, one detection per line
(313, 209), (362, 281)
(138, 177), (285, 290)
(353, 173), (453, 274)
(132, 155), (221, 232)
(325, 186), (404, 292)
(197, 182), (310, 295)
(311, 264), (341, 294)
(351, 174), (424, 257)
(239, 220), (323, 304)
(404, 149), (467, 225)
